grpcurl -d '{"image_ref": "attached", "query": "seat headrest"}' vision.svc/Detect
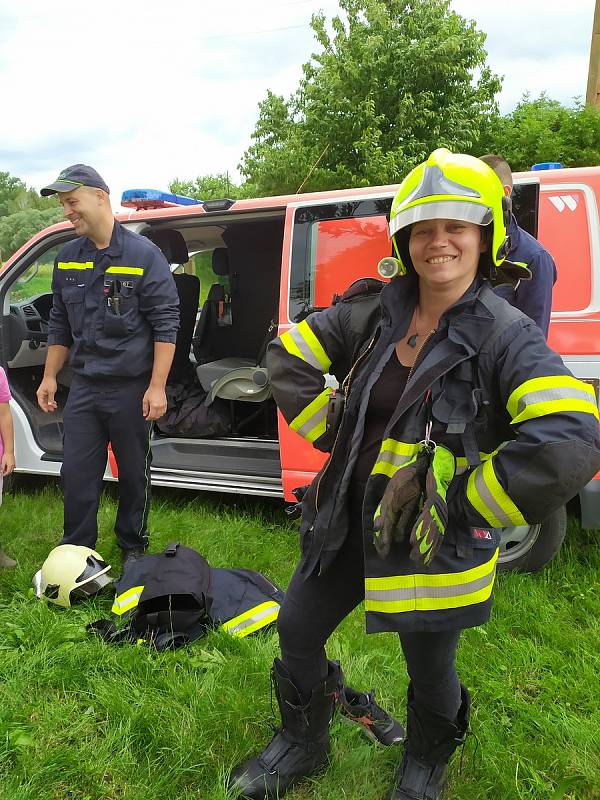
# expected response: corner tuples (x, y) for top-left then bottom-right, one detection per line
(146, 230), (189, 264)
(212, 248), (229, 276)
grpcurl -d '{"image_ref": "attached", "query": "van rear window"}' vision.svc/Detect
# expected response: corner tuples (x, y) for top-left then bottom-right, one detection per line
(290, 198), (392, 320)
(311, 216), (391, 308)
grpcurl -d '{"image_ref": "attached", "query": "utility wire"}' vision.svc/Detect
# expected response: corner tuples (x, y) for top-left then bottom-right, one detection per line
(193, 22), (310, 43)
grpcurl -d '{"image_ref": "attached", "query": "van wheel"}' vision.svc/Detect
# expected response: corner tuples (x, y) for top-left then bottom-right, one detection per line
(497, 506), (567, 573)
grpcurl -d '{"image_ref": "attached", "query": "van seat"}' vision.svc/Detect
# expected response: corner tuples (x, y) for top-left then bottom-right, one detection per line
(196, 358), (271, 403)
(144, 229), (199, 384)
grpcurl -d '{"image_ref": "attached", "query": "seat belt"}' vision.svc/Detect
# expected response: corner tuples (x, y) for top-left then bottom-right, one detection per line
(256, 312), (279, 366)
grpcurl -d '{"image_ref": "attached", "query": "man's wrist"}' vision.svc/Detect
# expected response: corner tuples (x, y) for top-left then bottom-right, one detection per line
(148, 380), (167, 390)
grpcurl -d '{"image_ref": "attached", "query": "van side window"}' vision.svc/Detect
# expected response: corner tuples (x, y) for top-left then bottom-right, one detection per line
(290, 199), (392, 321)
(9, 244), (62, 304)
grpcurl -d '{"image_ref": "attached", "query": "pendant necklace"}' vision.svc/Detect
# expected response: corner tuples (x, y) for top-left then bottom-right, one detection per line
(406, 307), (436, 348)
(406, 308), (424, 348)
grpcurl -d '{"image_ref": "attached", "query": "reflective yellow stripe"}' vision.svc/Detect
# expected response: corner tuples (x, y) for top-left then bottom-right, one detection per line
(280, 320), (332, 373)
(290, 388), (332, 443)
(365, 549), (498, 613)
(111, 585), (144, 616)
(57, 261), (93, 270)
(221, 601), (280, 637)
(507, 376), (599, 424)
(467, 459), (526, 527)
(455, 450), (497, 475)
(372, 439), (421, 478)
(105, 266), (144, 275)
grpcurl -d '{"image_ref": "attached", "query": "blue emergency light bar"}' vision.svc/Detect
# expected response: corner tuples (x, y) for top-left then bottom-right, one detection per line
(121, 188), (203, 209)
(531, 162), (563, 171)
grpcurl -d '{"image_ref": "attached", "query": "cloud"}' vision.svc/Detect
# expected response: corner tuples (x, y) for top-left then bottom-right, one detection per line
(451, 0), (594, 110)
(1, 0), (595, 209)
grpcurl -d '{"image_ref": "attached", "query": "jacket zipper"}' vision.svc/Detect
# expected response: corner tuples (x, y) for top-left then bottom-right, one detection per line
(314, 334), (378, 514)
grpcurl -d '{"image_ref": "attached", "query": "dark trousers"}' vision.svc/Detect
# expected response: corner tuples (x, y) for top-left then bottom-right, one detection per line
(278, 486), (462, 722)
(60, 375), (152, 551)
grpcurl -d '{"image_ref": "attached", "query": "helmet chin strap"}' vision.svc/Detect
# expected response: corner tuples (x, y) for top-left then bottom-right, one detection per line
(502, 195), (512, 226)
(496, 234), (512, 266)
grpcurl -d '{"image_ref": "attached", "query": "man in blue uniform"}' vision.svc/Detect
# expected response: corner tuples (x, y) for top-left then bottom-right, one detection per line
(480, 154), (557, 337)
(36, 165), (179, 563)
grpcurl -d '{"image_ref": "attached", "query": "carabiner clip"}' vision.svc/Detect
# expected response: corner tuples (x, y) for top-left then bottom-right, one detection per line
(420, 389), (436, 453)
(420, 419), (436, 454)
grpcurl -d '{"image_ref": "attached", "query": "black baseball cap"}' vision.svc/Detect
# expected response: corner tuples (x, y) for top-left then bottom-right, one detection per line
(41, 164), (110, 196)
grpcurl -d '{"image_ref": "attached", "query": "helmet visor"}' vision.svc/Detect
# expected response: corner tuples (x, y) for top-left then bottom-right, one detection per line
(390, 200), (493, 239)
(70, 571), (113, 601)
(75, 555), (110, 584)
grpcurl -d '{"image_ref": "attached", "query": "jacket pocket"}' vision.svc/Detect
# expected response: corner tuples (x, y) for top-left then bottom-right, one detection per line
(432, 372), (484, 431)
(454, 526), (501, 560)
(103, 287), (139, 338)
(61, 285), (85, 336)
(104, 307), (136, 337)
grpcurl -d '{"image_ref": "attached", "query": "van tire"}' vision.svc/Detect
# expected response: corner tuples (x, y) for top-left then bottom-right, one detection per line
(497, 506), (567, 573)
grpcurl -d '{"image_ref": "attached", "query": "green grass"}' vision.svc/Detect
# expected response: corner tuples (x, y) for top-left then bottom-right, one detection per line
(0, 478), (598, 800)
(9, 263), (54, 303)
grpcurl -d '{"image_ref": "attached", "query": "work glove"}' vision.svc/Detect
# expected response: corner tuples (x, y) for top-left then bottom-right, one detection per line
(409, 445), (456, 566)
(373, 449), (430, 559)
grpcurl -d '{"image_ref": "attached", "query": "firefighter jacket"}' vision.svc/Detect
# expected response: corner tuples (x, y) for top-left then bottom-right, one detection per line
(105, 543), (285, 649)
(48, 221), (180, 380)
(266, 275), (600, 634)
(494, 215), (557, 338)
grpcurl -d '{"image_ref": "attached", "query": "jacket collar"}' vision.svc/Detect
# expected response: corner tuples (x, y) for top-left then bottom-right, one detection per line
(79, 219), (123, 258)
(380, 275), (498, 358)
(442, 279), (497, 357)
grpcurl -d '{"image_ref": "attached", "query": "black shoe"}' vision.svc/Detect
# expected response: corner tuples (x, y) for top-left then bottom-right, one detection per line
(228, 659), (340, 799)
(389, 683), (470, 800)
(120, 546), (146, 567)
(339, 686), (405, 746)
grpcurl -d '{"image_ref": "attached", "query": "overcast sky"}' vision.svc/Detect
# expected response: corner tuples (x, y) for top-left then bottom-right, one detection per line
(0, 0), (595, 210)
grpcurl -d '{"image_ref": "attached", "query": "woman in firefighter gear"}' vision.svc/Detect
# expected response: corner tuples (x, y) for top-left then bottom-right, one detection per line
(228, 149), (600, 800)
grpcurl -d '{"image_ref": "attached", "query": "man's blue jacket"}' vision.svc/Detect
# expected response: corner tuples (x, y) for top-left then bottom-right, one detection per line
(495, 215), (557, 338)
(48, 221), (179, 380)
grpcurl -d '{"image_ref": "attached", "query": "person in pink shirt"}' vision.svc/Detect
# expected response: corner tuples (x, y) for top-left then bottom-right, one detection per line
(0, 366), (16, 568)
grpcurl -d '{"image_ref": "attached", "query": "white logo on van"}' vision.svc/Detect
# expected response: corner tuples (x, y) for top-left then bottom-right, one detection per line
(548, 195), (578, 212)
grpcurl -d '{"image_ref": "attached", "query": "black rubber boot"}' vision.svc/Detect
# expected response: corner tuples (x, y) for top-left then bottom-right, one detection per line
(228, 659), (340, 799)
(389, 683), (470, 800)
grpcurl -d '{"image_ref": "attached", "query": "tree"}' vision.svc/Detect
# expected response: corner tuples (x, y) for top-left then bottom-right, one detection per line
(0, 207), (63, 263)
(239, 0), (501, 195)
(169, 172), (241, 201)
(0, 170), (62, 261)
(476, 94), (600, 171)
(0, 172), (28, 217)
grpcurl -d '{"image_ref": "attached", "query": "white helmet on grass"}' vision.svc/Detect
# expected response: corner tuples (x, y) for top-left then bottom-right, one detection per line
(33, 545), (113, 608)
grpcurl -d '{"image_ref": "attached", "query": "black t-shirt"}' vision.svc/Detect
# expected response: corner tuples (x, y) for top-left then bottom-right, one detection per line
(352, 351), (410, 485)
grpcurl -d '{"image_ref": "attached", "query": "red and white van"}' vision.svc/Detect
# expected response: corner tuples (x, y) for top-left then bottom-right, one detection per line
(1, 166), (598, 571)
